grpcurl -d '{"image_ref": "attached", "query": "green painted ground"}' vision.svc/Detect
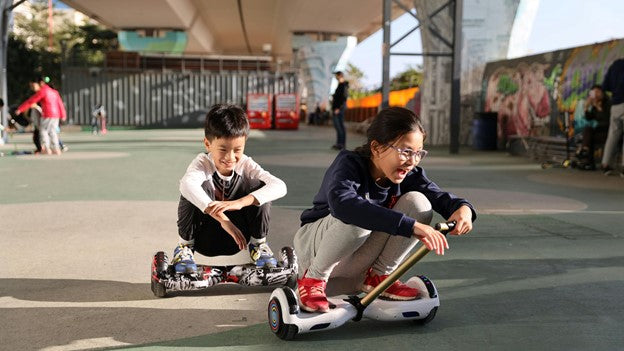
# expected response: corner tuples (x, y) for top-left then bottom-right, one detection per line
(1, 125), (622, 351)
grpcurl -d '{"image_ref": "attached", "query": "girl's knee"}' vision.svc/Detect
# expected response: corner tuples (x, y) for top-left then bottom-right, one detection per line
(334, 219), (371, 240)
(394, 191), (433, 224)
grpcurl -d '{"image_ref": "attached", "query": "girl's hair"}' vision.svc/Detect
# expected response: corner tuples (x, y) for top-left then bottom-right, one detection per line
(354, 107), (426, 157)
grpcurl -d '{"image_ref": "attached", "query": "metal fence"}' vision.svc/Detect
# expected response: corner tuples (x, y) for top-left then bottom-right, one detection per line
(62, 67), (298, 128)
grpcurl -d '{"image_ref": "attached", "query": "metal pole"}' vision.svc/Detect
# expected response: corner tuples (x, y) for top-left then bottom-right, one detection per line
(360, 244), (431, 306)
(381, 0), (391, 109)
(450, 0), (462, 154)
(48, 0), (53, 50)
(1, 5), (10, 144)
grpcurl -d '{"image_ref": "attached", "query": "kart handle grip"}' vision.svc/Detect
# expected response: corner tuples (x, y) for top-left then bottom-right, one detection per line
(434, 221), (457, 235)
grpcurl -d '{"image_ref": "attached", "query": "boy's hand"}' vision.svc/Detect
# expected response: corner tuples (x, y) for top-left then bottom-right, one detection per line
(448, 205), (473, 236)
(205, 195), (258, 216)
(412, 222), (448, 255)
(206, 200), (244, 216)
(220, 219), (247, 250)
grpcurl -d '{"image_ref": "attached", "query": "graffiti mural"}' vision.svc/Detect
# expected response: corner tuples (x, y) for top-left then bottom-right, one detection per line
(558, 40), (624, 113)
(482, 39), (624, 141)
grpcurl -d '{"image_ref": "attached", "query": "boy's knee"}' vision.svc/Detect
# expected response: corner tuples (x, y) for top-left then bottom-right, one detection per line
(257, 201), (271, 212)
(394, 191), (433, 225)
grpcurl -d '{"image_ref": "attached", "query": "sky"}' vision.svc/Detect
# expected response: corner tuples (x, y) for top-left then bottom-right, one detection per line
(349, 0), (624, 89)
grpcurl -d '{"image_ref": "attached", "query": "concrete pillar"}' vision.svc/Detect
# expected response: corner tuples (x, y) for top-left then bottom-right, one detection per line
(292, 34), (356, 115)
(413, 0), (527, 146)
(460, 0), (524, 145)
(414, 0), (454, 145)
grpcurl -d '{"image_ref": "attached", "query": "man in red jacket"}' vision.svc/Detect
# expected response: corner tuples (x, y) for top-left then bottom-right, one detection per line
(16, 76), (67, 155)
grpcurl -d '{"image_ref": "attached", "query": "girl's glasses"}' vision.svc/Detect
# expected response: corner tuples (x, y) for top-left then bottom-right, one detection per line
(385, 144), (428, 161)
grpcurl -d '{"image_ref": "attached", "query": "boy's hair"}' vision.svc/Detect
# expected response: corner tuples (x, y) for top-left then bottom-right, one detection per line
(355, 107), (426, 157)
(204, 104), (250, 140)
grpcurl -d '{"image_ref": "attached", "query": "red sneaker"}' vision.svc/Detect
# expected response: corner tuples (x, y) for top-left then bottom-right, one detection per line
(361, 269), (419, 301)
(297, 273), (330, 313)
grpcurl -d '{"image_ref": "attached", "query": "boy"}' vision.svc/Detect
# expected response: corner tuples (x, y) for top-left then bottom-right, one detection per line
(174, 104), (287, 274)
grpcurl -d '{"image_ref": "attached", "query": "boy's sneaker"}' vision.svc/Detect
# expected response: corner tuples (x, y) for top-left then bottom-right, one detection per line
(297, 273), (330, 313)
(602, 165), (614, 176)
(249, 239), (278, 268)
(172, 244), (198, 274)
(361, 269), (419, 301)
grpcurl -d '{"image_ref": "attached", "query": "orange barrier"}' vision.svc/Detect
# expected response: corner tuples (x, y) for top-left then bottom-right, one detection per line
(346, 87), (419, 109)
(345, 107), (378, 122)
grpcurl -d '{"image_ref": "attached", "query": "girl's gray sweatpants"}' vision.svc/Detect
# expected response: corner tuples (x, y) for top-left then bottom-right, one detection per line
(294, 191), (433, 295)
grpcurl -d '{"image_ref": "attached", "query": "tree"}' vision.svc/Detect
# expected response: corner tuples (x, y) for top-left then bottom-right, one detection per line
(11, 0), (71, 52)
(345, 62), (374, 99)
(65, 23), (118, 66)
(390, 65), (423, 91)
(7, 34), (60, 104)
(7, 1), (118, 104)
(7, 35), (37, 104)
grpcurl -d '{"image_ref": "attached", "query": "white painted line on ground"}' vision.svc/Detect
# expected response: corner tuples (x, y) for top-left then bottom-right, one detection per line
(279, 206), (624, 215)
(40, 337), (131, 351)
(479, 209), (624, 215)
(0, 296), (264, 310)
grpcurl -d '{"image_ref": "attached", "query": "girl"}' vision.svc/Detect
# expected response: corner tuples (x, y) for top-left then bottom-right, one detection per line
(294, 107), (476, 313)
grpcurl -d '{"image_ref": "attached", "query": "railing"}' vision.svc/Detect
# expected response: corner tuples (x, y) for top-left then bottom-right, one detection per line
(62, 67), (298, 127)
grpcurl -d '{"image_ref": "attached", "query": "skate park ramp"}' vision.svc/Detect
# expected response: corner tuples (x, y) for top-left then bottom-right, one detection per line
(1, 125), (623, 350)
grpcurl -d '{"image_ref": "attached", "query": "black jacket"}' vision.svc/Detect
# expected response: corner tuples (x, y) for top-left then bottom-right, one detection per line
(331, 81), (349, 110)
(300, 150), (477, 237)
(603, 59), (624, 105)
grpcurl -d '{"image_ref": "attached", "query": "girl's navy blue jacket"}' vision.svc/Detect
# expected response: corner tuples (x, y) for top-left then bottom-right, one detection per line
(300, 150), (477, 237)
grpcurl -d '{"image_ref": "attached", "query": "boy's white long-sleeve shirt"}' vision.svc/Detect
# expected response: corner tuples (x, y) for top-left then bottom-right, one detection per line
(179, 153), (287, 212)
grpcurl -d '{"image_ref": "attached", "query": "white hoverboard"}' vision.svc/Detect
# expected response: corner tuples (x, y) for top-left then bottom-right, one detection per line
(268, 221), (455, 340)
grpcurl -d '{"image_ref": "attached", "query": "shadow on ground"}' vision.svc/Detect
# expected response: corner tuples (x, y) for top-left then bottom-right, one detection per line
(0, 278), (280, 302)
(4, 254), (623, 350)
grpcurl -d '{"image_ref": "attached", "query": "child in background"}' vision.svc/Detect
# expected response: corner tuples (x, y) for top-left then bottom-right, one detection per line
(173, 104), (287, 273)
(16, 76), (67, 155)
(92, 103), (107, 135)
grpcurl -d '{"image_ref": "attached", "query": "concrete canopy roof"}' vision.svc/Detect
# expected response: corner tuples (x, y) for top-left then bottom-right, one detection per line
(61, 0), (415, 61)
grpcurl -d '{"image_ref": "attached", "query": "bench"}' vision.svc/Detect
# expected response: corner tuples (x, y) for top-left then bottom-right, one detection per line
(527, 136), (575, 165)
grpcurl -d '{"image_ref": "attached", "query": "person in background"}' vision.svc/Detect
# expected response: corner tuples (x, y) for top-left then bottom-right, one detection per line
(15, 76), (67, 155)
(331, 71), (349, 150)
(600, 59), (624, 177)
(577, 85), (610, 170)
(92, 103), (107, 135)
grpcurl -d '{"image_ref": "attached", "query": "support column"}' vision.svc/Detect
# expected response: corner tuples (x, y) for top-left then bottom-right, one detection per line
(381, 0), (391, 109)
(414, 0), (526, 146)
(414, 0), (454, 146)
(450, 0), (462, 153)
(292, 34), (356, 116)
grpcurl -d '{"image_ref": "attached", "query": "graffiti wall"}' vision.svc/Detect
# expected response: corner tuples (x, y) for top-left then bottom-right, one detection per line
(481, 39), (624, 141)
